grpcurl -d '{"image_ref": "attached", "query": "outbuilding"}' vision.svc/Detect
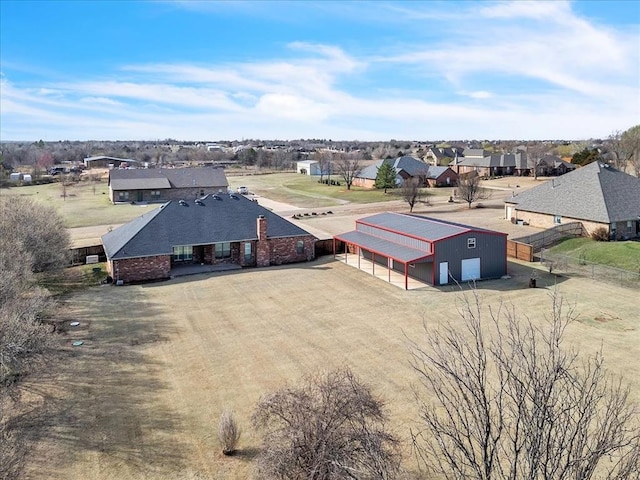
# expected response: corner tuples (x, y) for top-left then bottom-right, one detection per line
(334, 212), (507, 289)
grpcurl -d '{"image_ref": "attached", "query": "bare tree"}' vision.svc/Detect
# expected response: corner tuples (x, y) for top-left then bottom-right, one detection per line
(217, 409), (241, 456)
(621, 125), (640, 177)
(314, 150), (333, 183)
(252, 367), (401, 480)
(606, 131), (632, 172)
(455, 174), (492, 209)
(335, 153), (363, 190)
(526, 143), (549, 179)
(409, 290), (640, 480)
(0, 196), (71, 273)
(399, 177), (430, 213)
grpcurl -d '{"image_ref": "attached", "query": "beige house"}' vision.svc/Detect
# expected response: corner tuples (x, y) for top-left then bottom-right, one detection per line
(504, 162), (640, 240)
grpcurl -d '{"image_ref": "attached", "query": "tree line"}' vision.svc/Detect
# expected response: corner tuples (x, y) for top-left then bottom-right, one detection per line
(0, 196), (71, 479)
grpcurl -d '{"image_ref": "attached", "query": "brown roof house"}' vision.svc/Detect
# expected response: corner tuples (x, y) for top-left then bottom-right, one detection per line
(108, 167), (228, 204)
(504, 162), (640, 240)
(353, 156), (458, 189)
(102, 193), (316, 283)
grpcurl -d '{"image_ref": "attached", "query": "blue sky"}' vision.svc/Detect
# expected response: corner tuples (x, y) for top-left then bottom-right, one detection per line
(1, 1), (638, 141)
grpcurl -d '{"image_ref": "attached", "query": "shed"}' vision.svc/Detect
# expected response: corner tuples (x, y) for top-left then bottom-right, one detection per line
(334, 213), (507, 289)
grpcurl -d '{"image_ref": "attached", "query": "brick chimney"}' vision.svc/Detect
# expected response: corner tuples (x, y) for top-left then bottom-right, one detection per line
(256, 215), (270, 267)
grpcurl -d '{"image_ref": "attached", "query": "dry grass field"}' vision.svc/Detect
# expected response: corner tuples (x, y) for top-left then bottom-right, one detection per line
(9, 172), (639, 479)
(20, 255), (640, 479)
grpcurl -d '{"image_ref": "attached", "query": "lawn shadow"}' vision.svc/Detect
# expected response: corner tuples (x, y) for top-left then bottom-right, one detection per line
(8, 285), (190, 478)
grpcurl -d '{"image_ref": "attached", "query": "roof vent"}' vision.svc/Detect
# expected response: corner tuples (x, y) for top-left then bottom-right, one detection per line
(229, 193), (238, 199)
(195, 199), (205, 206)
(178, 199), (188, 206)
(212, 194), (221, 200)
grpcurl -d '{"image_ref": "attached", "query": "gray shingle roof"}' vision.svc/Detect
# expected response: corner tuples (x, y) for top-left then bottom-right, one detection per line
(505, 162), (640, 223)
(357, 157), (450, 180)
(102, 194), (313, 260)
(109, 167), (228, 191)
(452, 153), (528, 169)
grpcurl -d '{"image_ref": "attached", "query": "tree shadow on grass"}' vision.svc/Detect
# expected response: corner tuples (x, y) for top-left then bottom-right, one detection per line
(6, 285), (190, 478)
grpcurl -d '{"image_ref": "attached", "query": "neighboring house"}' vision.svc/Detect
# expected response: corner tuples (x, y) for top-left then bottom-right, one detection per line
(296, 159), (322, 176)
(333, 212), (507, 289)
(504, 162), (640, 240)
(452, 152), (530, 177)
(108, 167), (229, 203)
(353, 156), (458, 189)
(84, 156), (140, 169)
(102, 193), (316, 283)
(424, 146), (465, 166)
(535, 155), (576, 177)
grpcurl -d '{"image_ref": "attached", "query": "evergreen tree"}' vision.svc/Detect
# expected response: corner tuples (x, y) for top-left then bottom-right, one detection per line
(374, 161), (397, 193)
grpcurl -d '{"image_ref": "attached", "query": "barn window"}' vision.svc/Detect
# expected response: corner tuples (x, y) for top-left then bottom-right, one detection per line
(215, 242), (231, 258)
(467, 238), (476, 249)
(296, 240), (304, 254)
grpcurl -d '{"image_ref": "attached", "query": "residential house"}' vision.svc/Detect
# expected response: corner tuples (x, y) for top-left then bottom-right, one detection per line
(334, 212), (507, 289)
(452, 152), (530, 177)
(108, 167), (229, 203)
(102, 193), (316, 283)
(504, 162), (640, 240)
(353, 156), (458, 189)
(535, 155), (576, 177)
(424, 146), (465, 166)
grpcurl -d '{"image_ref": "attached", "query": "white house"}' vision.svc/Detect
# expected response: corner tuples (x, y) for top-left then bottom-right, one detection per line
(296, 160), (322, 176)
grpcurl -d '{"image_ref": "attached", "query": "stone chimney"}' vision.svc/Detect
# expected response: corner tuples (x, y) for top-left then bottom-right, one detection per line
(256, 215), (270, 267)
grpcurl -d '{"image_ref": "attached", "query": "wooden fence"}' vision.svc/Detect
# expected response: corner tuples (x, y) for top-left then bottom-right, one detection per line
(69, 244), (106, 266)
(512, 222), (584, 251)
(507, 240), (534, 262)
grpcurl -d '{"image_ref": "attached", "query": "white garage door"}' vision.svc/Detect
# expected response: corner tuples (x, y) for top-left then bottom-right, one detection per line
(461, 258), (480, 281)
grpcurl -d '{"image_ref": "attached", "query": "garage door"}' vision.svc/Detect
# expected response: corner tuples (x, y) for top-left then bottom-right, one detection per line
(461, 258), (480, 281)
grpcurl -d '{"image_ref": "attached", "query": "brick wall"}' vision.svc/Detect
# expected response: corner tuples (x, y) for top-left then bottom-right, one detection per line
(268, 235), (316, 265)
(110, 255), (171, 283)
(514, 210), (606, 237)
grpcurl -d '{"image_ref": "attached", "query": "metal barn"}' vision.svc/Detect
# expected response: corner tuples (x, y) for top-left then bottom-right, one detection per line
(334, 213), (507, 289)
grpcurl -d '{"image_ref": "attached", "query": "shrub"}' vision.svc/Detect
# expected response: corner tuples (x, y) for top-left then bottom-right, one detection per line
(591, 226), (609, 241)
(217, 409), (241, 456)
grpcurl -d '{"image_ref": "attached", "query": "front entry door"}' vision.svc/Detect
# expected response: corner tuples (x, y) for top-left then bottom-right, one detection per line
(439, 262), (449, 285)
(136, 191), (143, 202)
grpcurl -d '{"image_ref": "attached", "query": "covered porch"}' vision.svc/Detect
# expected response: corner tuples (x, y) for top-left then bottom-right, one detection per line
(333, 232), (433, 290)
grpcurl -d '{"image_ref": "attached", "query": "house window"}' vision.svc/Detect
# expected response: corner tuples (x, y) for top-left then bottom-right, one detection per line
(118, 191), (129, 201)
(554, 215), (562, 225)
(296, 240), (304, 254)
(172, 245), (193, 262)
(467, 238), (476, 249)
(150, 190), (161, 199)
(200, 189), (204, 196)
(244, 242), (252, 262)
(215, 242), (231, 258)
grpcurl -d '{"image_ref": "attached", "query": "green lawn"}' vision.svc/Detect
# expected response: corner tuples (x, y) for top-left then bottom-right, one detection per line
(2, 172), (451, 228)
(228, 172), (451, 208)
(549, 237), (640, 272)
(1, 181), (156, 228)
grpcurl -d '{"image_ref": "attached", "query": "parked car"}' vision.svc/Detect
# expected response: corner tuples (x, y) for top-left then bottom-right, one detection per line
(237, 186), (249, 195)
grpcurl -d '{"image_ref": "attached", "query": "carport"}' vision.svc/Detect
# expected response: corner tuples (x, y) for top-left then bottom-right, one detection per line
(333, 231), (433, 290)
